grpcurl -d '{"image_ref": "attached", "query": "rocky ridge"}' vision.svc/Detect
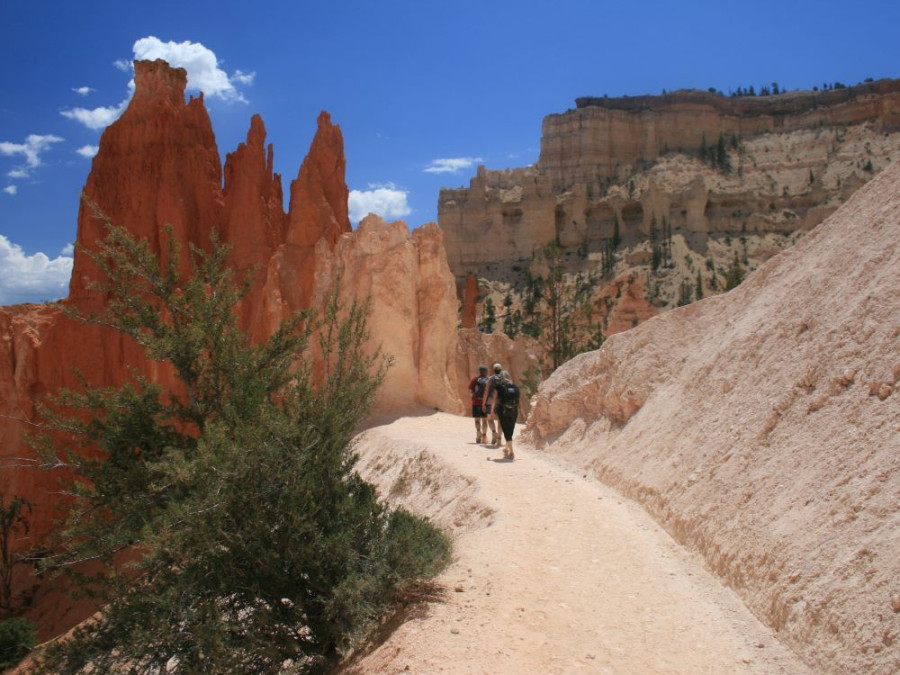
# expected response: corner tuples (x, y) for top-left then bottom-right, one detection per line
(439, 80), (900, 343)
(523, 158), (900, 674)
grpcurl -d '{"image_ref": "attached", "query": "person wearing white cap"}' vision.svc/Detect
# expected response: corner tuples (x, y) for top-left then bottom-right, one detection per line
(483, 363), (504, 446)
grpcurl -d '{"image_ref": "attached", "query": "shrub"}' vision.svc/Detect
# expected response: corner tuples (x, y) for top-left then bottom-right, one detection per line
(0, 617), (36, 670)
(34, 220), (450, 673)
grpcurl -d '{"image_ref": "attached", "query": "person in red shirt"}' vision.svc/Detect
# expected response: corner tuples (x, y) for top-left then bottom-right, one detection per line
(468, 365), (489, 443)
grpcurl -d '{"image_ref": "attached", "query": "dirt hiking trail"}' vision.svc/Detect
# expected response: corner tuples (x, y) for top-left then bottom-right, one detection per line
(347, 413), (812, 674)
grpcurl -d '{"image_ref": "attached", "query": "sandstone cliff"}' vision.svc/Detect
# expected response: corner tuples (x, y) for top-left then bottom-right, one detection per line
(439, 80), (900, 349)
(0, 59), (461, 638)
(311, 215), (462, 415)
(524, 159), (900, 674)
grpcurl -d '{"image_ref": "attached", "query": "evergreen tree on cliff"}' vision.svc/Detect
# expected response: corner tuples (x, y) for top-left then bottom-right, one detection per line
(34, 220), (450, 674)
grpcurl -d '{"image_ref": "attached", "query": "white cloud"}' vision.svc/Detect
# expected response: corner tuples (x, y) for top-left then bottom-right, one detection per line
(348, 183), (412, 224)
(423, 157), (483, 174)
(0, 235), (73, 305)
(63, 38), (250, 132)
(0, 134), (64, 178)
(132, 36), (248, 102)
(232, 69), (255, 85)
(60, 103), (126, 130)
(76, 145), (99, 158)
(61, 243), (75, 255)
(73, 86), (94, 97)
(3, 186), (17, 195)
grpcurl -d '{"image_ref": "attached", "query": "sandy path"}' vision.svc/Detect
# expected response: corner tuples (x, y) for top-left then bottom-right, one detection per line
(347, 413), (811, 674)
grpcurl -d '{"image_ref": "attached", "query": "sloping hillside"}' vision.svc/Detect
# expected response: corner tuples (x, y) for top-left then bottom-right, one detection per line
(524, 159), (900, 674)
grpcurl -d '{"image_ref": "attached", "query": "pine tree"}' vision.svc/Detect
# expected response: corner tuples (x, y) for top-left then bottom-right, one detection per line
(535, 242), (604, 371)
(677, 277), (693, 306)
(724, 252), (746, 290)
(0, 496), (32, 613)
(716, 134), (731, 172)
(479, 296), (497, 333)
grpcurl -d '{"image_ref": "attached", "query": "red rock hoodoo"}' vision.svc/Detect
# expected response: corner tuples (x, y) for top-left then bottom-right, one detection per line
(0, 59), (461, 639)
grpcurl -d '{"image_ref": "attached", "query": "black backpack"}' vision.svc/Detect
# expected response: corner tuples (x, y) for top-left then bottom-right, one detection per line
(496, 382), (520, 412)
(472, 376), (487, 399)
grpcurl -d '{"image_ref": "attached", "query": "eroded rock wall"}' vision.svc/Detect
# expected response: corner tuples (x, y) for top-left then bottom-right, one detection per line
(524, 159), (900, 674)
(440, 81), (900, 342)
(312, 216), (462, 415)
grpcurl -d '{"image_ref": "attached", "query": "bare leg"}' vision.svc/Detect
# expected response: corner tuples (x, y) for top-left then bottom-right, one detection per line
(487, 409), (498, 445)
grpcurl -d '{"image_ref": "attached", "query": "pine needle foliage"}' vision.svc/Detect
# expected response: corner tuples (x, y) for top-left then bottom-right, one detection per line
(34, 220), (451, 674)
(530, 242), (604, 372)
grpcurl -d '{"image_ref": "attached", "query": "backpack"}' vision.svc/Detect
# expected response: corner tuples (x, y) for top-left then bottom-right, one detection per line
(496, 382), (520, 412)
(471, 376), (487, 400)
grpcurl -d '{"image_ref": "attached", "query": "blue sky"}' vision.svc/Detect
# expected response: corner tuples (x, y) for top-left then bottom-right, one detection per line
(1, 0), (898, 304)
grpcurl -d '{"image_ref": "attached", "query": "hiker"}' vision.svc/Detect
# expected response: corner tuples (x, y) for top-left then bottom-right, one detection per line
(468, 365), (489, 443)
(486, 369), (520, 459)
(484, 363), (504, 446)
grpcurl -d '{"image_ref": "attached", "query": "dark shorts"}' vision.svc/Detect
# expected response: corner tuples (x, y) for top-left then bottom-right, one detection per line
(472, 404), (486, 418)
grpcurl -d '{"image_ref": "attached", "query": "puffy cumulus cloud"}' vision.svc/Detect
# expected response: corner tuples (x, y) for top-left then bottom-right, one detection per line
(60, 243), (75, 256)
(73, 86), (94, 97)
(61, 103), (126, 130)
(0, 134), (64, 178)
(63, 38), (251, 132)
(3, 186), (17, 195)
(132, 37), (249, 102)
(348, 183), (412, 224)
(0, 235), (73, 305)
(423, 157), (483, 174)
(76, 145), (99, 158)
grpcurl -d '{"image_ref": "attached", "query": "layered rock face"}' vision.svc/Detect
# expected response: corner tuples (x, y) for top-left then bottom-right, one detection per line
(524, 160), (900, 674)
(0, 59), (461, 637)
(439, 80), (900, 342)
(312, 215), (462, 415)
(541, 82), (900, 184)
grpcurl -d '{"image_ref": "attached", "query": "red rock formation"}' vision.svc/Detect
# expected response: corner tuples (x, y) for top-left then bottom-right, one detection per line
(287, 111), (351, 248)
(595, 273), (659, 336)
(222, 114), (287, 273)
(461, 274), (478, 328)
(69, 60), (224, 306)
(0, 59), (464, 639)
